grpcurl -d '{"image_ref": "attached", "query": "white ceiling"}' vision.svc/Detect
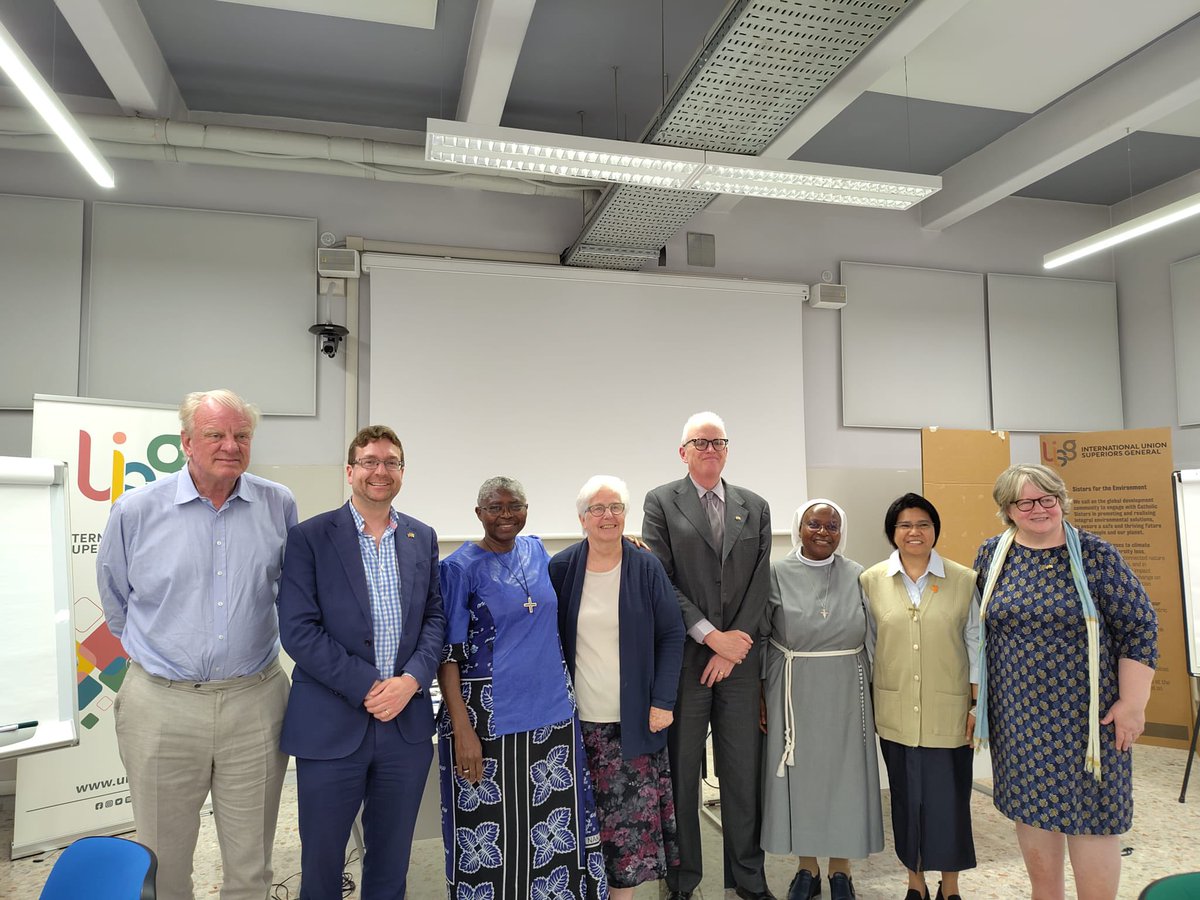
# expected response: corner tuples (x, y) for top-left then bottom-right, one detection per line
(0, 0), (1198, 239)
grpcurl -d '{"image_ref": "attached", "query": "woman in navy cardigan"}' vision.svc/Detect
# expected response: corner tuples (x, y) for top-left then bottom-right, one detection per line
(549, 474), (686, 900)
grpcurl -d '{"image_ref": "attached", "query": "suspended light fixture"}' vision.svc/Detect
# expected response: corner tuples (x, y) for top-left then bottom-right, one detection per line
(426, 119), (940, 210)
(0, 17), (115, 189)
(1044, 190), (1200, 269)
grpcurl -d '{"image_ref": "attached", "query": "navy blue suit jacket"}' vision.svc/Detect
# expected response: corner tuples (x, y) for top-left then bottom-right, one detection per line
(277, 501), (445, 760)
(549, 538), (684, 759)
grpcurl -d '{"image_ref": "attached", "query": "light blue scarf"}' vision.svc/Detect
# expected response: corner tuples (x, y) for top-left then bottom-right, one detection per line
(973, 521), (1102, 782)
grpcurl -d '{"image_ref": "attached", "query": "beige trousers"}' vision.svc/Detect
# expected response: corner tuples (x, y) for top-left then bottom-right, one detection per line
(114, 659), (289, 900)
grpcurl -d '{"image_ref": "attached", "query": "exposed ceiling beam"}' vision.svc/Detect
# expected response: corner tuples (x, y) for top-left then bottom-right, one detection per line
(921, 13), (1200, 231)
(53, 0), (185, 118)
(456, 0), (537, 125)
(705, 0), (971, 214)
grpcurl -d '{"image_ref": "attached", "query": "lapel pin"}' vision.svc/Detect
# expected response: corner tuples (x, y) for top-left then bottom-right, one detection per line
(931, 585), (939, 593)
(735, 515), (742, 521)
(407, 532), (416, 539)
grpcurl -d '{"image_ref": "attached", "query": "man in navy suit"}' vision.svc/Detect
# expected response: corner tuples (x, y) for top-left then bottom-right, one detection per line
(278, 425), (445, 900)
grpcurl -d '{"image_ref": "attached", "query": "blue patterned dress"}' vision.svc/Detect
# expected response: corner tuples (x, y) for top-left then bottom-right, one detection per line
(437, 536), (607, 900)
(973, 530), (1157, 834)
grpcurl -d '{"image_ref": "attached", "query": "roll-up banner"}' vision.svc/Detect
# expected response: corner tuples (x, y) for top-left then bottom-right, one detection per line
(15, 396), (182, 857)
(1039, 426), (1191, 749)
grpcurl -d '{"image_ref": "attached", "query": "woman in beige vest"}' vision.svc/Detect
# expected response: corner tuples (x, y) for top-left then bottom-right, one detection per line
(859, 493), (979, 900)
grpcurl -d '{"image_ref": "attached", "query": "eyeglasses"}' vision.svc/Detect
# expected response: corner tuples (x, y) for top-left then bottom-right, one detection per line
(353, 457), (403, 471)
(1012, 495), (1060, 512)
(895, 521), (934, 532)
(803, 520), (841, 534)
(683, 438), (730, 451)
(480, 503), (528, 515)
(585, 502), (627, 517)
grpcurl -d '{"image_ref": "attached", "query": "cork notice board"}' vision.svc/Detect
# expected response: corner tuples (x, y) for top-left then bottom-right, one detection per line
(920, 428), (1012, 570)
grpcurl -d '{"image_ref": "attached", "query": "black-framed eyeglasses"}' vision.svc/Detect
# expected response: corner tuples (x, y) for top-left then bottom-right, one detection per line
(353, 457), (403, 471)
(803, 520), (841, 534)
(585, 502), (627, 517)
(1012, 495), (1059, 512)
(481, 503), (528, 515)
(683, 438), (730, 451)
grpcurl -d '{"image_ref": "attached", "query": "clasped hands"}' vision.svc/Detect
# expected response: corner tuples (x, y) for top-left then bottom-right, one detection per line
(363, 674), (419, 722)
(700, 628), (753, 687)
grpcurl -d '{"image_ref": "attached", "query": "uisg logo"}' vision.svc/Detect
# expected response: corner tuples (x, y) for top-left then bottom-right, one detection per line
(1040, 438), (1077, 468)
(77, 429), (185, 503)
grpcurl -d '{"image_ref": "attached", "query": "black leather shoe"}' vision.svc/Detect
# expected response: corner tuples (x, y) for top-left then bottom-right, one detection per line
(787, 869), (821, 900)
(828, 873), (855, 900)
(666, 892), (693, 900)
(934, 883), (961, 900)
(735, 888), (777, 900)
(904, 888), (930, 900)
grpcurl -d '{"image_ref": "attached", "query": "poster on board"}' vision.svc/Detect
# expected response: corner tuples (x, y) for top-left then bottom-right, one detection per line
(15, 395), (182, 857)
(1039, 426), (1190, 749)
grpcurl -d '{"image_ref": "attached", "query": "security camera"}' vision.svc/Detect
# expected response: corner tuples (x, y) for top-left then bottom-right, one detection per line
(309, 323), (350, 359)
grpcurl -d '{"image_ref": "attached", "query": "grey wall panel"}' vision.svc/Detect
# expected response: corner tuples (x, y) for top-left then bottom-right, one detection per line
(0, 195), (83, 409)
(987, 273), (1122, 432)
(841, 261), (990, 429)
(1171, 254), (1200, 426)
(86, 203), (317, 415)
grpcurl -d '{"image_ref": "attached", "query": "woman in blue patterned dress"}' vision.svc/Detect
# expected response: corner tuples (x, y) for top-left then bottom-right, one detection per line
(436, 476), (607, 900)
(972, 464), (1157, 900)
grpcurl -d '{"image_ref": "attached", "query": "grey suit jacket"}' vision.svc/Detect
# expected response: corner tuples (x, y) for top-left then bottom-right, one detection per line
(642, 476), (772, 668)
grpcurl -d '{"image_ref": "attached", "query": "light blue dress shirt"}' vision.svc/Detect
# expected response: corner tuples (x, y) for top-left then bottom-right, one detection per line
(97, 467), (298, 681)
(347, 501), (403, 679)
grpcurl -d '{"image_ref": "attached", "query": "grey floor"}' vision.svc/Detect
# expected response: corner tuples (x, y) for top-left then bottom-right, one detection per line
(3, 744), (1199, 898)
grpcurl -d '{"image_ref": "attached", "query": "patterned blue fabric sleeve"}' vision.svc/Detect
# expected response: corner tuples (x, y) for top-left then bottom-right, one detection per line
(439, 557), (471, 665)
(1083, 533), (1158, 667)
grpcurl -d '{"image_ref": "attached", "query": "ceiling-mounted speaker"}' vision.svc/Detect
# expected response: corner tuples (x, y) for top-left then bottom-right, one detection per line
(807, 282), (847, 309)
(317, 247), (360, 278)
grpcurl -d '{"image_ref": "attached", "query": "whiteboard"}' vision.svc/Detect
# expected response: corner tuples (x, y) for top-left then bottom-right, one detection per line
(366, 255), (808, 538)
(987, 274), (1122, 432)
(86, 203), (318, 415)
(0, 457), (78, 759)
(840, 262), (990, 429)
(1173, 470), (1200, 676)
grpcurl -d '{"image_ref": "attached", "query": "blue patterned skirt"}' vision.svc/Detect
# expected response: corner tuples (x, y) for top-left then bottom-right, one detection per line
(437, 676), (607, 900)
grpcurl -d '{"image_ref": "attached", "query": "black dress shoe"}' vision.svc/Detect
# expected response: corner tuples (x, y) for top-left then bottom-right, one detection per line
(734, 888), (777, 900)
(934, 883), (961, 900)
(904, 888), (930, 900)
(787, 869), (821, 900)
(827, 873), (855, 900)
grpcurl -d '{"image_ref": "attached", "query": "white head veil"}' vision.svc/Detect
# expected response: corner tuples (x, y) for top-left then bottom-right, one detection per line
(788, 498), (848, 564)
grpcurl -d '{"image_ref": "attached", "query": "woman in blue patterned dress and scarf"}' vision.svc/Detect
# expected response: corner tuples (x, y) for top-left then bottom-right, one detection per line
(549, 474), (685, 900)
(973, 464), (1157, 900)
(437, 476), (607, 900)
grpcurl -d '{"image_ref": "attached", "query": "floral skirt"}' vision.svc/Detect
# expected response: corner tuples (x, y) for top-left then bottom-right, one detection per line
(581, 721), (679, 889)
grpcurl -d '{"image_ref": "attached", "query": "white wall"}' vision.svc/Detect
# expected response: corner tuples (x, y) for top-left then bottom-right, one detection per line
(1113, 170), (1200, 469)
(0, 148), (1114, 477)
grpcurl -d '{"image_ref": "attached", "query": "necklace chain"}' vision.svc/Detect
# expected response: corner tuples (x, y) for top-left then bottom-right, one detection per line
(494, 544), (537, 613)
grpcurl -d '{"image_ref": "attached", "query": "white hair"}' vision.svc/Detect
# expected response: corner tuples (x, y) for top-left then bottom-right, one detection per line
(179, 389), (260, 436)
(680, 410), (726, 444)
(575, 474), (630, 518)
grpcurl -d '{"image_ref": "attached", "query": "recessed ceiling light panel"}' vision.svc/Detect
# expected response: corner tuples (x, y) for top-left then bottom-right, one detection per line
(216, 0), (436, 28)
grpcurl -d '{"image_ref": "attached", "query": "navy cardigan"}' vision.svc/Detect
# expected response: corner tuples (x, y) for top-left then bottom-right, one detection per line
(549, 538), (685, 759)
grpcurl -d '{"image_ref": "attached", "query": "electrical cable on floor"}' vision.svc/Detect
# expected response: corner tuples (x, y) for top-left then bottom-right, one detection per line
(270, 869), (300, 899)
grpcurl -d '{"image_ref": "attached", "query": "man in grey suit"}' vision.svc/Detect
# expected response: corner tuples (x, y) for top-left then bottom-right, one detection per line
(643, 411), (773, 900)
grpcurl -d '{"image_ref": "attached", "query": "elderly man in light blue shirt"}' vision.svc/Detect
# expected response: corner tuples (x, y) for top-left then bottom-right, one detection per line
(98, 389), (297, 900)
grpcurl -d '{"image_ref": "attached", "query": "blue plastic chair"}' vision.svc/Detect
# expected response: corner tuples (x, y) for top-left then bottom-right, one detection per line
(1139, 872), (1200, 899)
(39, 835), (157, 900)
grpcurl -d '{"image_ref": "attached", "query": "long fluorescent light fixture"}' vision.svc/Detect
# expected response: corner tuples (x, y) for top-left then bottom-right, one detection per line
(0, 18), (114, 188)
(1045, 190), (1200, 269)
(427, 119), (704, 190)
(426, 119), (940, 209)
